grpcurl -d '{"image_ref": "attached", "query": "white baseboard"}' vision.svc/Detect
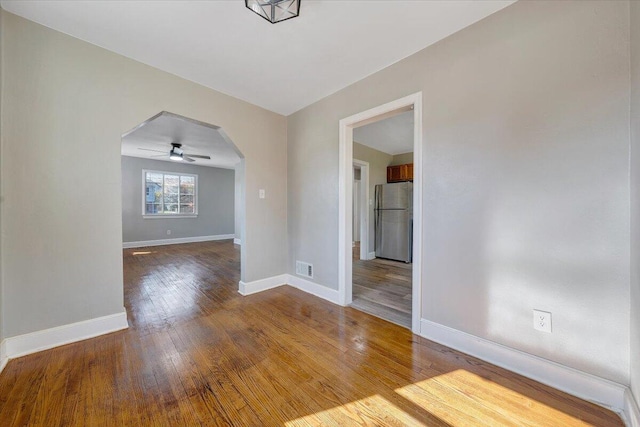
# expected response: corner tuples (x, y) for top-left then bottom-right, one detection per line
(123, 234), (234, 249)
(3, 311), (129, 359)
(419, 319), (627, 417)
(624, 388), (640, 427)
(0, 340), (7, 375)
(368, 251), (376, 260)
(233, 238), (241, 245)
(286, 274), (341, 305)
(238, 274), (340, 305)
(238, 274), (289, 296)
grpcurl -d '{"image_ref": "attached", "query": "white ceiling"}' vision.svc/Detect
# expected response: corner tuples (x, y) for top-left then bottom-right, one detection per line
(1, 0), (515, 116)
(121, 111), (242, 169)
(354, 110), (414, 155)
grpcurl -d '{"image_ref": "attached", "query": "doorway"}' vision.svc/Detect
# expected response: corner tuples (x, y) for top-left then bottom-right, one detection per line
(353, 159), (370, 261)
(338, 93), (423, 334)
(120, 112), (246, 290)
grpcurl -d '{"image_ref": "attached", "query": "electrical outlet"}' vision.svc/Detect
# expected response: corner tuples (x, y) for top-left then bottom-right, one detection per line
(533, 309), (552, 333)
(259, 189), (266, 199)
(167, 230), (171, 235)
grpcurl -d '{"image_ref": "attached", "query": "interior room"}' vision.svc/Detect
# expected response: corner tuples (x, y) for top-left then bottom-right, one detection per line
(120, 111), (242, 248)
(350, 110), (415, 328)
(0, 1), (639, 426)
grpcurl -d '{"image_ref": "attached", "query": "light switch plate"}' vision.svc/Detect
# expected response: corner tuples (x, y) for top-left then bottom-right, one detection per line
(259, 189), (265, 199)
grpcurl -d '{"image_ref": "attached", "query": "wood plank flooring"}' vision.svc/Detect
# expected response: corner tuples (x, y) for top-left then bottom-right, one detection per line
(0, 241), (623, 426)
(351, 242), (412, 328)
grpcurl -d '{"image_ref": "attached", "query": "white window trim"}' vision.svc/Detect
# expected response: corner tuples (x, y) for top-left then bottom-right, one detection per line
(142, 169), (199, 218)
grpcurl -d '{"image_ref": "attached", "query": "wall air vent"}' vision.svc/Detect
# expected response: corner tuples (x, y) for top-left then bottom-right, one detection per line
(295, 261), (313, 279)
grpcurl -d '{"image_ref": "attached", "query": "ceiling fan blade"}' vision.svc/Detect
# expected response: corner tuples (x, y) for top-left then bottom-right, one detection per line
(150, 154), (167, 158)
(184, 154), (211, 159)
(183, 156), (196, 162)
(138, 148), (166, 153)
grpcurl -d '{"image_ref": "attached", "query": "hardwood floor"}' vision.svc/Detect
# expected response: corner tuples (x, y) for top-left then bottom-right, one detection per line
(0, 241), (623, 426)
(351, 242), (412, 328)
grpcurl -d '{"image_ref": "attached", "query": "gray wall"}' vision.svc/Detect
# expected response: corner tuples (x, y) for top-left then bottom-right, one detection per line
(352, 142), (392, 254)
(389, 152), (413, 166)
(287, 0), (630, 384)
(631, 0), (640, 409)
(121, 156), (234, 243)
(1, 11), (287, 338)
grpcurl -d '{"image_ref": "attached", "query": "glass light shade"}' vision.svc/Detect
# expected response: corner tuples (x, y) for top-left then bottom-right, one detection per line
(245, 0), (301, 24)
(169, 149), (183, 161)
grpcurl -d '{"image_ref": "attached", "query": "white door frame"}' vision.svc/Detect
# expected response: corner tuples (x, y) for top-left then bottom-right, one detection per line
(338, 92), (423, 334)
(353, 159), (370, 261)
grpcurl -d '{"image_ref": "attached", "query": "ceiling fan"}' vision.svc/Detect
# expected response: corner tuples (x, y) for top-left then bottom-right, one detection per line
(138, 142), (211, 163)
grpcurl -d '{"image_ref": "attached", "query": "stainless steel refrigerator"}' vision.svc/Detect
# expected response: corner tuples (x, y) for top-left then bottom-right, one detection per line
(374, 182), (413, 263)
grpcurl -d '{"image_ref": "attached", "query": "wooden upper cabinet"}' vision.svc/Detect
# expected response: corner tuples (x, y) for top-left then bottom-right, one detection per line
(387, 163), (413, 183)
(406, 163), (414, 181)
(387, 165), (405, 182)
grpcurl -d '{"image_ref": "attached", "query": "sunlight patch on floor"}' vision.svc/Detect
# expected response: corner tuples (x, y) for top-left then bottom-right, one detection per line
(394, 369), (595, 426)
(284, 394), (428, 426)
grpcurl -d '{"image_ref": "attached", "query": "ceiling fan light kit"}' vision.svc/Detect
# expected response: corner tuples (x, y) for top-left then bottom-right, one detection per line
(169, 148), (183, 161)
(138, 142), (211, 163)
(245, 0), (301, 24)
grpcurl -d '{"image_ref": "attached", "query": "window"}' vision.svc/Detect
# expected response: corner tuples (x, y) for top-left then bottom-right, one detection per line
(143, 170), (197, 217)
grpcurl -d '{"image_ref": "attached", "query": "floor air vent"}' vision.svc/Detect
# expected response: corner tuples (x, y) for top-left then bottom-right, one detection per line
(296, 261), (313, 279)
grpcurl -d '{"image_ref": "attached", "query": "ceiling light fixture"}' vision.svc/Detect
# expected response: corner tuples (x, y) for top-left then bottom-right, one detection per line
(245, 0), (301, 24)
(169, 147), (183, 161)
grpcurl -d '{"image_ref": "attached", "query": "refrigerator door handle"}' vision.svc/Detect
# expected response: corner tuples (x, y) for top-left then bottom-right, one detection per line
(408, 214), (413, 263)
(374, 206), (378, 251)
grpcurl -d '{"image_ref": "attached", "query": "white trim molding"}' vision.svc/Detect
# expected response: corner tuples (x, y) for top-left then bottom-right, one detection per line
(143, 215), (197, 220)
(286, 275), (341, 305)
(338, 91), (423, 335)
(233, 238), (241, 245)
(0, 340), (7, 374)
(238, 274), (340, 305)
(419, 319), (630, 419)
(3, 311), (129, 360)
(624, 388), (640, 427)
(238, 274), (289, 296)
(123, 234), (234, 249)
(367, 251), (376, 260)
